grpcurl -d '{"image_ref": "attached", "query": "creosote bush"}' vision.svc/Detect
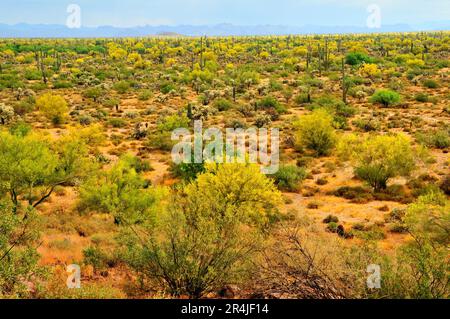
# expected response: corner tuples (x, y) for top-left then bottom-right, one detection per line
(338, 133), (418, 191)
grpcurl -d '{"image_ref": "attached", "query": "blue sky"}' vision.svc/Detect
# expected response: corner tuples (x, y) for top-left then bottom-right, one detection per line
(0, 0), (449, 27)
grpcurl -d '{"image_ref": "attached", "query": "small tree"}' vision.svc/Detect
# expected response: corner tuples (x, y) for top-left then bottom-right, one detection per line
(83, 86), (104, 103)
(338, 134), (416, 191)
(0, 130), (93, 211)
(294, 109), (336, 156)
(0, 202), (44, 297)
(120, 163), (281, 298)
(271, 165), (307, 192)
(369, 89), (401, 107)
(36, 93), (69, 125)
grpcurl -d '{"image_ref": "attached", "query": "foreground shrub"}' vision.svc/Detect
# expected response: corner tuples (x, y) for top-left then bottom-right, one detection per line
(294, 109), (336, 156)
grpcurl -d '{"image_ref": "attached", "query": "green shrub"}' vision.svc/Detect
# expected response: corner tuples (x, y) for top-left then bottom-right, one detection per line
(271, 165), (307, 192)
(422, 79), (439, 89)
(294, 109), (336, 156)
(414, 93), (429, 102)
(53, 81), (73, 89)
(120, 164), (281, 298)
(338, 134), (416, 191)
(108, 118), (127, 128)
(83, 246), (108, 271)
(113, 81), (131, 94)
(370, 90), (401, 107)
(257, 96), (286, 114)
(214, 98), (233, 112)
(138, 89), (153, 101)
(345, 52), (372, 66)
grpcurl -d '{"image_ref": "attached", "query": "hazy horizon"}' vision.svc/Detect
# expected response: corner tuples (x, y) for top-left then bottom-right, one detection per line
(0, 0), (449, 28)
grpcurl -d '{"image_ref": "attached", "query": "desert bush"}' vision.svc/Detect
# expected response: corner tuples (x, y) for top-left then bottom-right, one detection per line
(0, 130), (92, 210)
(345, 52), (372, 66)
(257, 96), (286, 114)
(416, 130), (450, 149)
(338, 134), (417, 191)
(79, 156), (163, 225)
(120, 163), (281, 298)
(414, 93), (429, 102)
(0, 103), (14, 125)
(108, 118), (127, 128)
(9, 121), (32, 137)
(138, 89), (153, 101)
(36, 93), (69, 125)
(422, 79), (439, 89)
(271, 165), (307, 192)
(294, 109), (336, 156)
(113, 81), (131, 94)
(0, 202), (45, 298)
(83, 86), (104, 102)
(214, 98), (233, 112)
(323, 215), (339, 224)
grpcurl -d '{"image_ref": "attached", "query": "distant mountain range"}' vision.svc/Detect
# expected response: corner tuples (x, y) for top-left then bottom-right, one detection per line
(0, 22), (449, 38)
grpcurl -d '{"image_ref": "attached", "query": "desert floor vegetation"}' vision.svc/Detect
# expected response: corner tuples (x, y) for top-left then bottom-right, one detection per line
(0, 33), (448, 299)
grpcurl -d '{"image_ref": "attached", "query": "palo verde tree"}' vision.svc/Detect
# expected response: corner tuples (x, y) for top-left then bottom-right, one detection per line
(337, 133), (418, 191)
(36, 93), (69, 125)
(0, 128), (95, 212)
(0, 201), (45, 298)
(120, 163), (282, 298)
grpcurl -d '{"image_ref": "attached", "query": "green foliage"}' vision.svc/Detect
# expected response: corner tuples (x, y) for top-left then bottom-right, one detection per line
(369, 89), (401, 107)
(120, 163), (281, 298)
(0, 130), (92, 210)
(416, 130), (450, 149)
(414, 93), (429, 102)
(79, 155), (164, 225)
(294, 109), (336, 156)
(108, 118), (127, 128)
(345, 52), (372, 66)
(422, 79), (439, 89)
(83, 86), (104, 102)
(338, 134), (417, 191)
(373, 191), (449, 298)
(36, 93), (69, 125)
(170, 160), (206, 182)
(113, 81), (131, 94)
(0, 202), (45, 298)
(271, 165), (307, 192)
(160, 81), (176, 94)
(9, 121), (32, 137)
(157, 114), (189, 132)
(214, 98), (233, 112)
(138, 89), (153, 101)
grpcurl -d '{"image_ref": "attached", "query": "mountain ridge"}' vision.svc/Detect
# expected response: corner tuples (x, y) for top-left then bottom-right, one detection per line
(0, 22), (449, 38)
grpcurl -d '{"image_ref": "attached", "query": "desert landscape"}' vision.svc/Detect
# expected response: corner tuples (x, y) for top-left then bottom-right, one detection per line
(0, 32), (448, 299)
